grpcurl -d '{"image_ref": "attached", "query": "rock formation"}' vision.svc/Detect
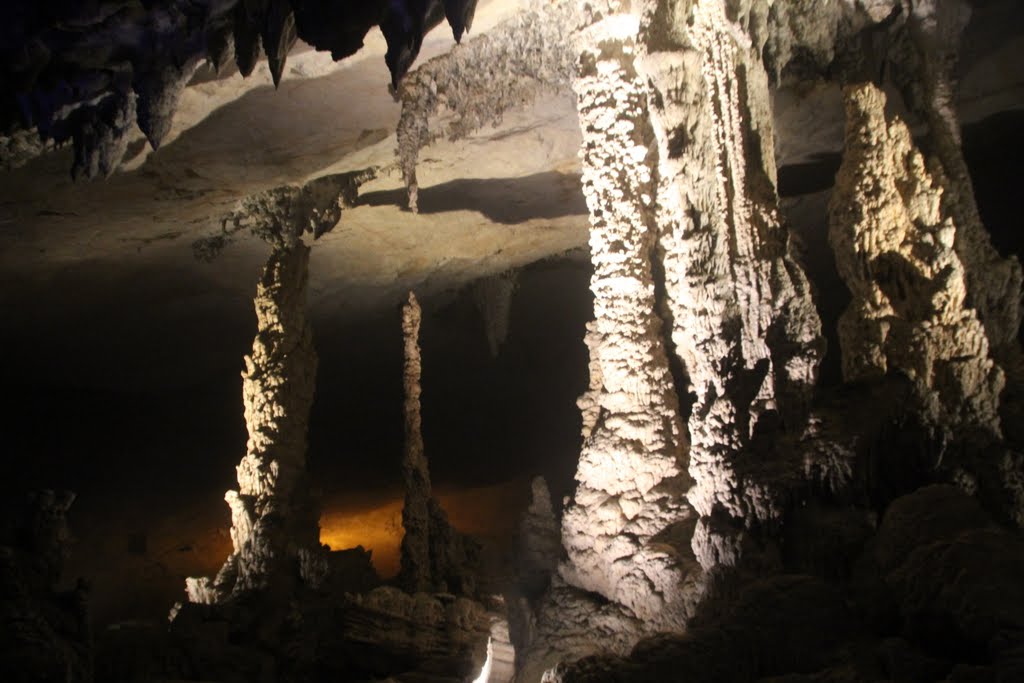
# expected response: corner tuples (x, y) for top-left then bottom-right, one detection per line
(890, 0), (1023, 355)
(0, 1), (480, 179)
(473, 271), (518, 358)
(558, 0), (697, 633)
(395, 0), (576, 211)
(185, 169), (375, 602)
(398, 291), (480, 596)
(187, 240), (320, 601)
(829, 82), (1003, 438)
(0, 491), (91, 683)
(634, 0), (825, 569)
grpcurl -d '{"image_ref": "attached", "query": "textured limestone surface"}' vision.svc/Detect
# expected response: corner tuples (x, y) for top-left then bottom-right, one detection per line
(829, 83), (1003, 437)
(186, 241), (320, 601)
(635, 0), (824, 566)
(558, 1), (698, 635)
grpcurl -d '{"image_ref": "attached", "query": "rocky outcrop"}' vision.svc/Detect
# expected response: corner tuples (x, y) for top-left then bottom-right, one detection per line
(634, 0), (824, 568)
(0, 491), (91, 683)
(829, 82), (1003, 438)
(395, 0), (576, 211)
(398, 291), (480, 596)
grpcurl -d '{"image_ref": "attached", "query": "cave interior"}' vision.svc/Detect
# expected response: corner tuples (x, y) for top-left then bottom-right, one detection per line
(3, 1), (1024, 682)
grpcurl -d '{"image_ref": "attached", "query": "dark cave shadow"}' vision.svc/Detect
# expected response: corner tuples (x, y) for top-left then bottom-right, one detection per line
(359, 171), (587, 224)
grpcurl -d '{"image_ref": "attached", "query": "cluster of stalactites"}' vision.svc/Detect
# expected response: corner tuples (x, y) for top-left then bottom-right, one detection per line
(395, 0), (576, 212)
(1, 1), (479, 180)
(828, 82), (1004, 439)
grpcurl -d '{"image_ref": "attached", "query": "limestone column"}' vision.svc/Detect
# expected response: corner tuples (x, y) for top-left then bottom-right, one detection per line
(397, 291), (480, 595)
(558, 1), (694, 631)
(398, 291), (432, 594)
(634, 0), (825, 569)
(187, 241), (320, 601)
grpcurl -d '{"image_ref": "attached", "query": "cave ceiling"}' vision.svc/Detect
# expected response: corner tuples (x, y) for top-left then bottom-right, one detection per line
(0, 0), (1022, 391)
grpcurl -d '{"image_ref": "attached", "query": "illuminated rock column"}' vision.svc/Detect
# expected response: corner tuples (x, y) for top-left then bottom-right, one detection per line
(829, 83), (1003, 439)
(187, 242), (320, 601)
(559, 2), (694, 631)
(635, 0), (824, 568)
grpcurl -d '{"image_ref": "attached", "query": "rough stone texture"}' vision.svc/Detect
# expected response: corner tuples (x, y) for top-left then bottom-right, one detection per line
(890, 0), (1023, 354)
(635, 0), (824, 565)
(400, 290), (433, 594)
(398, 291), (481, 596)
(186, 241), (320, 600)
(828, 82), (1003, 438)
(0, 491), (91, 683)
(549, 575), (855, 683)
(855, 485), (1024, 680)
(396, 0), (576, 211)
(559, 1), (700, 633)
(196, 168), (378, 261)
(135, 58), (202, 151)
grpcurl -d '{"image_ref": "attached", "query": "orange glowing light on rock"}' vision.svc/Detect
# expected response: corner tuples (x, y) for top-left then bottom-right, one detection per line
(319, 478), (532, 578)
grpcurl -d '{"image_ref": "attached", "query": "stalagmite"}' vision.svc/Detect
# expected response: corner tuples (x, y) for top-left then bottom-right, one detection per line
(634, 0), (824, 568)
(184, 170), (375, 604)
(399, 291), (432, 594)
(828, 82), (1003, 439)
(186, 241), (319, 602)
(398, 291), (480, 596)
(558, 0), (696, 633)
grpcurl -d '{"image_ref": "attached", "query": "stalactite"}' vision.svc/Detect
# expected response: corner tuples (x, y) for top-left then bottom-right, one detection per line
(395, 0), (576, 211)
(472, 271), (517, 358)
(634, 0), (824, 569)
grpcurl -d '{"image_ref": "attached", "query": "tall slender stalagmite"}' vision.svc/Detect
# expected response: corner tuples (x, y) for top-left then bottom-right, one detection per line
(634, 0), (824, 569)
(399, 291), (432, 594)
(397, 291), (480, 596)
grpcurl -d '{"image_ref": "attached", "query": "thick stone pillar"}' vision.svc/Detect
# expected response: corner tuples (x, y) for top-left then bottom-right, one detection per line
(559, 1), (695, 632)
(634, 0), (824, 569)
(187, 242), (320, 601)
